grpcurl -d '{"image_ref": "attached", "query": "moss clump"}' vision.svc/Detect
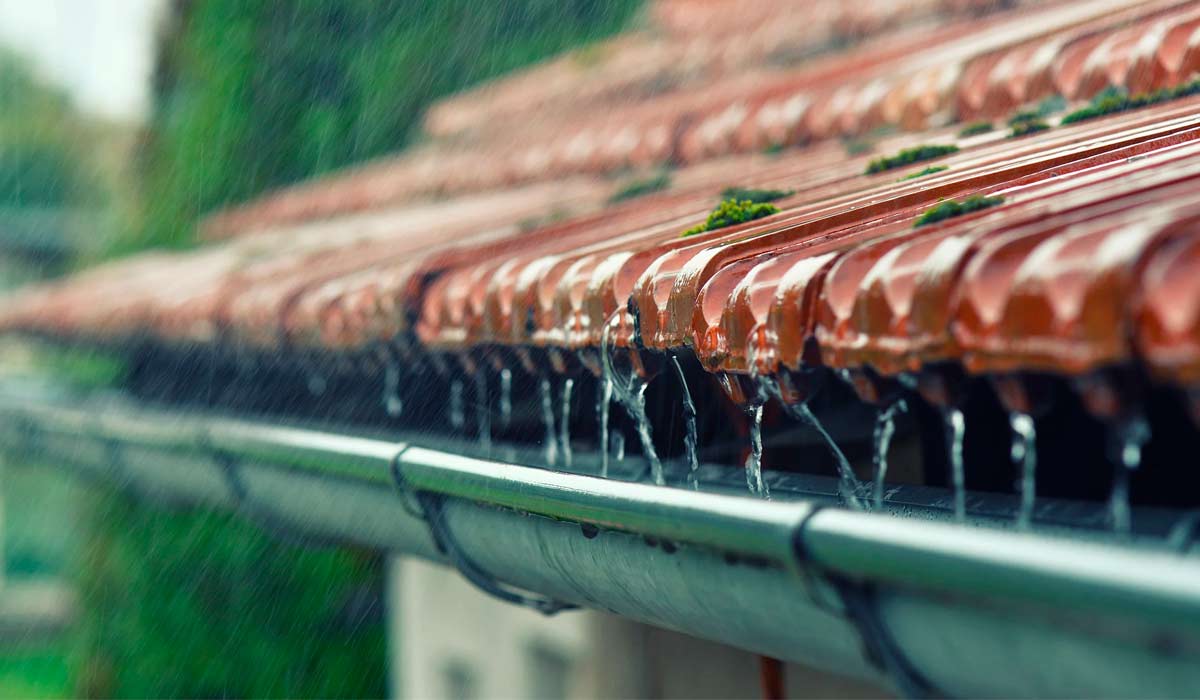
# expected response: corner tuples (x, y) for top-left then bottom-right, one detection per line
(914, 195), (1004, 227)
(1007, 110), (1040, 127)
(1009, 118), (1050, 138)
(1061, 79), (1200, 126)
(900, 165), (948, 181)
(720, 186), (793, 204)
(608, 171), (671, 203)
(958, 121), (994, 137)
(683, 198), (780, 237)
(865, 144), (958, 175)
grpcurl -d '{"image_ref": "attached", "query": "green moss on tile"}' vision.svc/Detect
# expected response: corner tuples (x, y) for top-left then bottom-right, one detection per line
(719, 186), (793, 204)
(958, 121), (994, 137)
(1009, 118), (1050, 138)
(865, 144), (958, 175)
(608, 171), (672, 203)
(1007, 109), (1040, 127)
(683, 198), (780, 237)
(914, 195), (1004, 227)
(1061, 78), (1200, 126)
(900, 165), (948, 181)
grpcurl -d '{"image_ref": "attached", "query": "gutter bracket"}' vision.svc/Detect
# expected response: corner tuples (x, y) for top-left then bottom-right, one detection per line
(390, 448), (579, 616)
(795, 506), (942, 699)
(205, 435), (353, 549)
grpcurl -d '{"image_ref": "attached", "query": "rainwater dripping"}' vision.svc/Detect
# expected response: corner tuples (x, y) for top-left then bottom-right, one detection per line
(1109, 416), (1149, 534)
(671, 355), (700, 489)
(540, 377), (558, 467)
(601, 311), (663, 485)
(790, 401), (863, 509)
(559, 377), (574, 468)
(745, 402), (768, 497)
(872, 399), (907, 509)
(1010, 412), (1036, 529)
(499, 368), (513, 429)
(945, 408), (966, 521)
(746, 341), (859, 506)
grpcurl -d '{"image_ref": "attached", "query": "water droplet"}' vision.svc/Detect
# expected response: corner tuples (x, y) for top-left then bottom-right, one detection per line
(1009, 412), (1036, 529)
(671, 355), (700, 489)
(540, 377), (558, 467)
(559, 377), (574, 469)
(945, 408), (966, 522)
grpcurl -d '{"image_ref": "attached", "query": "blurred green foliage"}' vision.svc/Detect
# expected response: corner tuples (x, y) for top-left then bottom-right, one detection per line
(73, 488), (387, 698)
(123, 0), (643, 254)
(0, 53), (99, 210)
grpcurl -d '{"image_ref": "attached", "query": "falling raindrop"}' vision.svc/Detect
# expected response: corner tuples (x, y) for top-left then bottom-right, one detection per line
(449, 379), (465, 430)
(499, 368), (513, 429)
(945, 408), (966, 522)
(601, 311), (663, 485)
(540, 377), (558, 467)
(382, 363), (403, 417)
(598, 376), (613, 477)
(745, 402), (768, 497)
(1108, 416), (1149, 535)
(474, 371), (491, 454)
(671, 355), (700, 489)
(559, 378), (574, 468)
(872, 399), (907, 509)
(1010, 412), (1037, 529)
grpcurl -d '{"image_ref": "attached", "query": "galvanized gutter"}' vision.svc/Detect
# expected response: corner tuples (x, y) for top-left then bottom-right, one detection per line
(3, 381), (1200, 697)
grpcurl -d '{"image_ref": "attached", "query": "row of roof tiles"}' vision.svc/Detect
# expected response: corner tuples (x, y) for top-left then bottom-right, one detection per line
(203, 0), (1200, 240)
(6, 94), (1200, 424)
(422, 0), (970, 141)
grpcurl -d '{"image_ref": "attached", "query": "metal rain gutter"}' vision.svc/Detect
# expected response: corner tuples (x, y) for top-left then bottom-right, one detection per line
(2, 381), (1200, 697)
